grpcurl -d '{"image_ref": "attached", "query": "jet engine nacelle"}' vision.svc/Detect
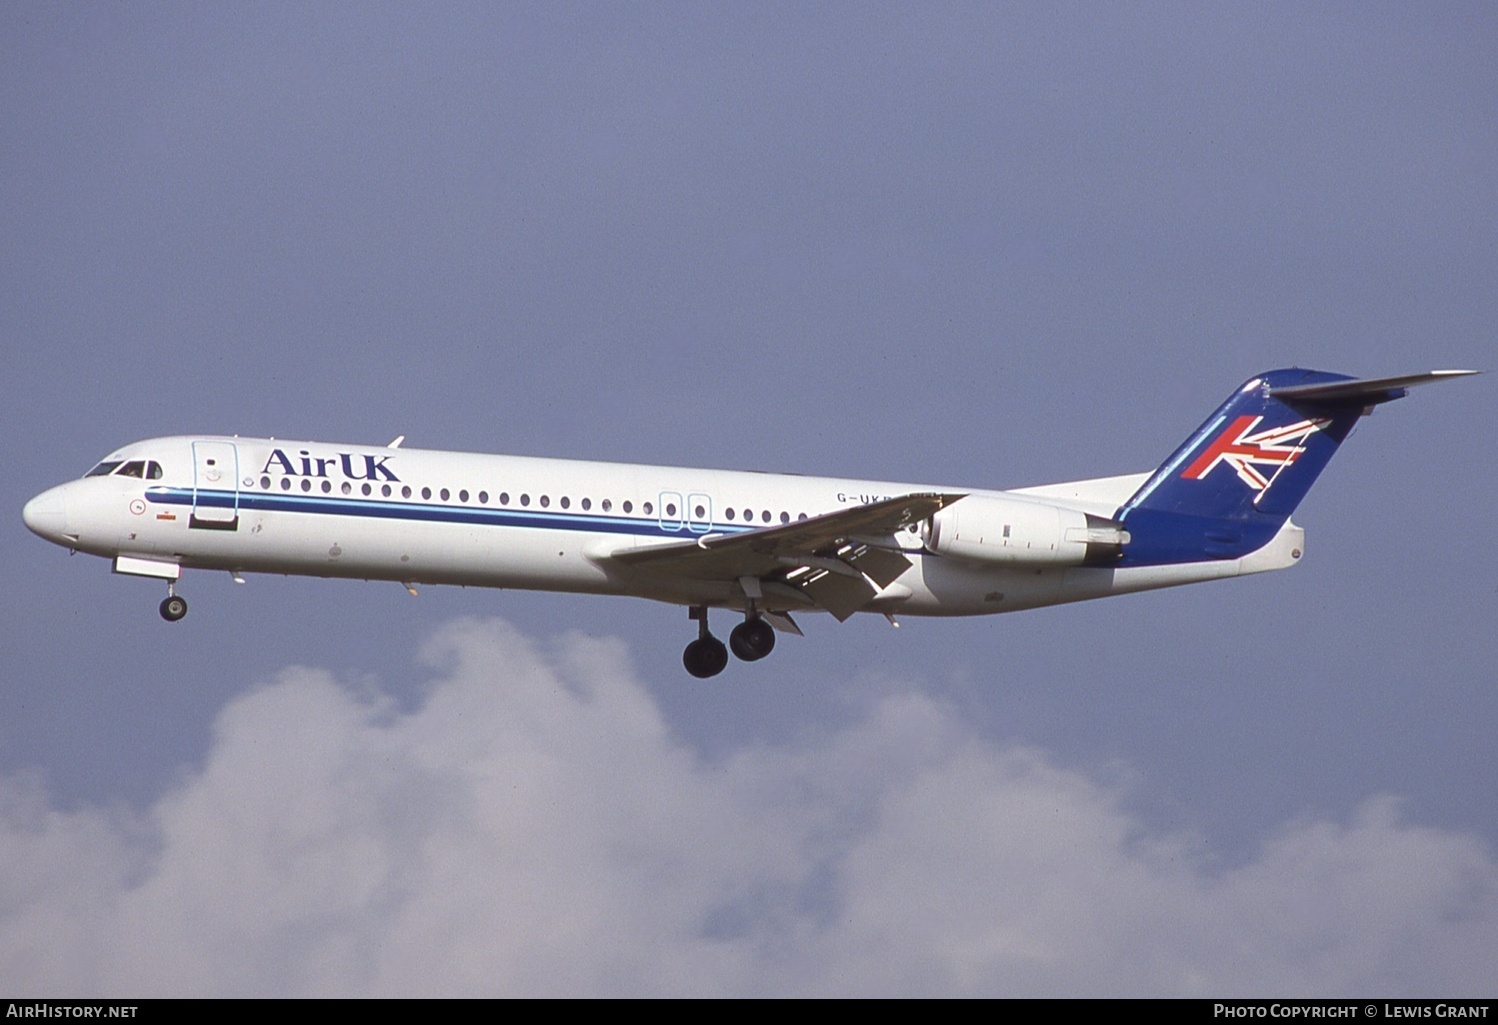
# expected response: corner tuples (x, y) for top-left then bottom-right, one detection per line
(924, 496), (1129, 567)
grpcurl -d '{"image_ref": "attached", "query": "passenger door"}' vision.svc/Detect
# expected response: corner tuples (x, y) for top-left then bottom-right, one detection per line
(190, 440), (240, 529)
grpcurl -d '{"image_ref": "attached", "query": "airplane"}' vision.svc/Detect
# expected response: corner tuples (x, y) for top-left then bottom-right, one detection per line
(23, 368), (1475, 677)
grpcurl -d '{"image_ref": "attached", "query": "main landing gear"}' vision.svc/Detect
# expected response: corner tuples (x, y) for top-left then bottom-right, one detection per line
(683, 607), (728, 678)
(682, 606), (776, 678)
(729, 615), (775, 662)
(159, 582), (187, 622)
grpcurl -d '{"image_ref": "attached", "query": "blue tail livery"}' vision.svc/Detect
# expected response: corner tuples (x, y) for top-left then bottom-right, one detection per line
(1115, 369), (1476, 566)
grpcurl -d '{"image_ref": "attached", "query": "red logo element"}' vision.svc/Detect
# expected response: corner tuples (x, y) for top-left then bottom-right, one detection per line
(1183, 415), (1329, 493)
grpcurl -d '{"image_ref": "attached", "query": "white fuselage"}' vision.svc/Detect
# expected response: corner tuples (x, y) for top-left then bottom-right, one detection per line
(23, 435), (1302, 621)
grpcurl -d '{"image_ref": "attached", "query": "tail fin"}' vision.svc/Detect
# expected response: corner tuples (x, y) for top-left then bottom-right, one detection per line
(1115, 368), (1476, 565)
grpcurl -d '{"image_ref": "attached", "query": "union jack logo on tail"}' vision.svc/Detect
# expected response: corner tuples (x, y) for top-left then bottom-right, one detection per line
(1182, 415), (1330, 494)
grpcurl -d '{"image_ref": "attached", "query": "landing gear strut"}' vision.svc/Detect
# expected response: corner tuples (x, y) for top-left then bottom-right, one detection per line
(682, 606), (728, 679)
(159, 581), (187, 622)
(729, 614), (775, 662)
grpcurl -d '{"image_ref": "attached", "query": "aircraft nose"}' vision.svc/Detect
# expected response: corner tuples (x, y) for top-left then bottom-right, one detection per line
(22, 486), (70, 542)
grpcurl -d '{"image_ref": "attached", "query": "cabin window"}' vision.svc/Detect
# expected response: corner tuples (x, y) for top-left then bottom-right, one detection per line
(478, 491), (488, 504)
(281, 478), (292, 491)
(85, 461), (123, 477)
(560, 496), (570, 509)
(459, 489), (469, 503)
(602, 499), (612, 512)
(301, 479), (312, 492)
(643, 501), (654, 515)
(440, 488), (450, 501)
(779, 512), (789, 524)
(499, 492), (509, 505)
(665, 502), (677, 517)
(726, 508), (735, 521)
(261, 476), (271, 489)
(580, 498), (590, 511)
(761, 510), (771, 523)
(798, 513), (808, 521)
(362, 483), (372, 496)
(539, 495), (550, 508)
(622, 501), (632, 514)
(696, 505), (706, 519)
(341, 482), (352, 495)
(421, 487), (432, 500)
(520, 494), (530, 507)
(321, 480), (332, 493)
(402, 485), (412, 499)
(383, 484), (392, 497)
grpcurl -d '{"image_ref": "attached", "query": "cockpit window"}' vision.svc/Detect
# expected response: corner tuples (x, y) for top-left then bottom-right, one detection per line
(85, 460), (163, 479)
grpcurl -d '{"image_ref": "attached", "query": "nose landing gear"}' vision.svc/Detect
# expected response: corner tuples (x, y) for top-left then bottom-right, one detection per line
(159, 582), (187, 622)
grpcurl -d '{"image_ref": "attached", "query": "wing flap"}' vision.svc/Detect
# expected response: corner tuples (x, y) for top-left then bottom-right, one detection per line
(797, 570), (878, 622)
(848, 543), (914, 588)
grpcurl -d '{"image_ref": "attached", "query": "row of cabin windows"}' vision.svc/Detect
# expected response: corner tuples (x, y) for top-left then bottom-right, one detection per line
(246, 475), (809, 524)
(727, 508), (804, 524)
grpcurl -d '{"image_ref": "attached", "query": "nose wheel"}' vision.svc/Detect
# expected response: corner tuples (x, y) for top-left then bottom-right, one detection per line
(160, 583), (188, 622)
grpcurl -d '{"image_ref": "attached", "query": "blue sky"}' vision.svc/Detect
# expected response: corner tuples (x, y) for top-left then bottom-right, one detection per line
(3, 3), (1495, 996)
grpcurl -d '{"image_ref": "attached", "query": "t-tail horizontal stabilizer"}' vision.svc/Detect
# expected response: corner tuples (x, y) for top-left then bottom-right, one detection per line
(1115, 368), (1477, 566)
(1269, 369), (1478, 408)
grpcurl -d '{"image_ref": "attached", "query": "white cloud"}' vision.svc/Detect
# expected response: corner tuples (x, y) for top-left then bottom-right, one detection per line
(1, 617), (1494, 996)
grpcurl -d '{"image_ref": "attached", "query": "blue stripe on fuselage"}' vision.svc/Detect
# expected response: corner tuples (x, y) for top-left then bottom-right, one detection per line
(145, 487), (756, 538)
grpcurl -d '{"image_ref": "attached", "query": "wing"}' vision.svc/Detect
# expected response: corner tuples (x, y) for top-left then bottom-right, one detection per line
(607, 492), (964, 620)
